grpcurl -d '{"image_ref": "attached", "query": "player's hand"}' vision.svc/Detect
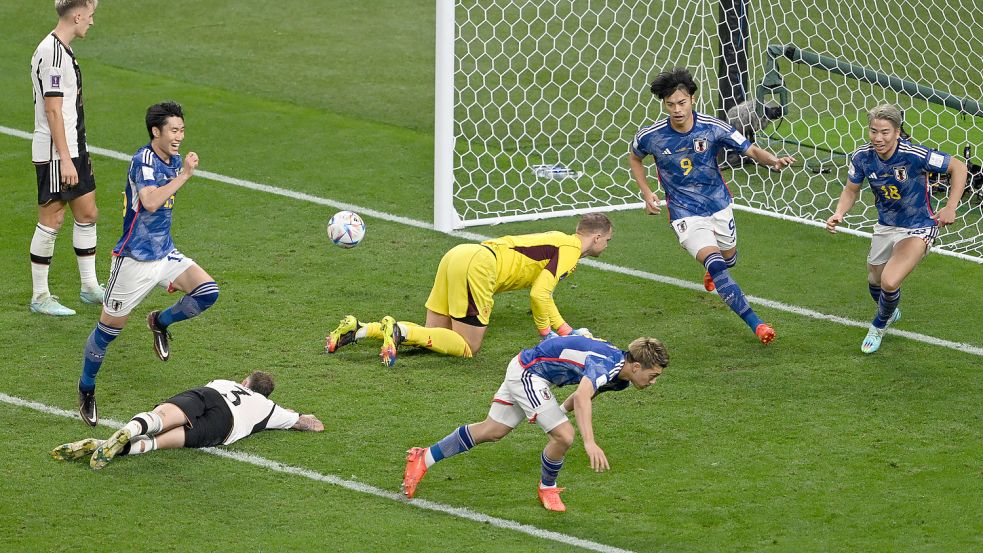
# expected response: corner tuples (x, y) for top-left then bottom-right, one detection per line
(181, 152), (200, 177)
(540, 330), (560, 342)
(825, 213), (844, 234)
(934, 206), (957, 226)
(643, 191), (661, 215)
(295, 414), (324, 432)
(771, 155), (796, 171)
(570, 328), (593, 339)
(61, 161), (79, 188)
(584, 442), (609, 472)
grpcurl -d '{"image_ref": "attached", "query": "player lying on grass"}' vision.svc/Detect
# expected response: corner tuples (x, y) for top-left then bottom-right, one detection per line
(400, 334), (668, 512)
(628, 67), (794, 344)
(51, 370), (323, 470)
(826, 103), (966, 354)
(325, 212), (613, 367)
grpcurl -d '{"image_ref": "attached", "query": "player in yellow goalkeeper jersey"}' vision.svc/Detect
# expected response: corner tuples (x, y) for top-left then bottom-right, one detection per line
(325, 213), (613, 367)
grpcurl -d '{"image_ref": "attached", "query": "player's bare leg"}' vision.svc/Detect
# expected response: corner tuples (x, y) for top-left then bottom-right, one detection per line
(149, 264), (220, 361)
(862, 238), (923, 354)
(539, 422), (574, 512)
(449, 320), (487, 355)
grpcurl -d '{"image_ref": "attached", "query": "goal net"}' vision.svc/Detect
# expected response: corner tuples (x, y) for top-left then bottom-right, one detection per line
(435, 0), (983, 262)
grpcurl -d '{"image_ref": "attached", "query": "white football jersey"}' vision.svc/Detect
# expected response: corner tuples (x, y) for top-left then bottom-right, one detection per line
(31, 33), (84, 162)
(205, 379), (300, 445)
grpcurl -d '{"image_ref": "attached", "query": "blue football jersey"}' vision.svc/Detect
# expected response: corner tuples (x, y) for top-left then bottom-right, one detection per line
(631, 111), (751, 220)
(848, 139), (950, 228)
(518, 335), (628, 392)
(112, 145), (182, 261)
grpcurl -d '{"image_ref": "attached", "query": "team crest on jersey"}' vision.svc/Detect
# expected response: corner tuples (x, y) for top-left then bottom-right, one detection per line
(50, 75), (61, 88)
(540, 388), (552, 401)
(893, 167), (908, 182)
(693, 138), (708, 153)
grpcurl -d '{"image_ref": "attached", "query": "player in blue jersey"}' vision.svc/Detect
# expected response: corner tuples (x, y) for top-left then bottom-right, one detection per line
(400, 335), (669, 512)
(76, 102), (220, 426)
(826, 104), (966, 354)
(628, 68), (795, 345)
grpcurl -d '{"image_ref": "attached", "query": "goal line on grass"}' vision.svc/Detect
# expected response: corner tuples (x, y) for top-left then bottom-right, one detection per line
(0, 391), (635, 553)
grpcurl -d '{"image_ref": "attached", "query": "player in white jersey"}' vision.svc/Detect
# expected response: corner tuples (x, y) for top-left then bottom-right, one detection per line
(826, 104), (966, 353)
(29, 0), (103, 316)
(50, 371), (324, 470)
(400, 335), (668, 512)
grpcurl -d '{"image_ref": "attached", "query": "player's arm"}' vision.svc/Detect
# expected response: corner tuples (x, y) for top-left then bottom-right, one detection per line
(530, 246), (582, 337)
(571, 376), (609, 472)
(42, 95), (78, 186)
(530, 268), (567, 336)
(826, 174), (863, 233)
(291, 414), (324, 432)
(744, 144), (796, 171)
(628, 150), (661, 215)
(137, 152), (199, 212)
(936, 157), (967, 226)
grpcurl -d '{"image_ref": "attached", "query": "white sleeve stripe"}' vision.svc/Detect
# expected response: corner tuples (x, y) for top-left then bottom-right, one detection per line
(898, 144), (928, 155)
(696, 115), (734, 131)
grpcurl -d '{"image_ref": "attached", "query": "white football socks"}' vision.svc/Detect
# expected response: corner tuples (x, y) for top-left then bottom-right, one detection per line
(30, 223), (58, 300)
(73, 220), (99, 291)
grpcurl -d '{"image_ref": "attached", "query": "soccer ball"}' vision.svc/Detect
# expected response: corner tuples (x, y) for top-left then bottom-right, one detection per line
(327, 210), (365, 248)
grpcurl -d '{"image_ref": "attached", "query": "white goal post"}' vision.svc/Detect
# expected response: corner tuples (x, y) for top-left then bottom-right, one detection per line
(434, 0), (983, 263)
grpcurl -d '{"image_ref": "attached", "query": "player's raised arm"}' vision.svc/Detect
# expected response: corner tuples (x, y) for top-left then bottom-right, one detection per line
(572, 376), (609, 472)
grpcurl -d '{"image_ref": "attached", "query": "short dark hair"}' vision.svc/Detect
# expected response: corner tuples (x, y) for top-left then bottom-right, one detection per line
(649, 68), (698, 99)
(146, 101), (184, 140)
(246, 371), (275, 397)
(576, 212), (612, 235)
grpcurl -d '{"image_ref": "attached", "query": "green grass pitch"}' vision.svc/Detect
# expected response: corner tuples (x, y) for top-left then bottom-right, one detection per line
(0, 2), (981, 552)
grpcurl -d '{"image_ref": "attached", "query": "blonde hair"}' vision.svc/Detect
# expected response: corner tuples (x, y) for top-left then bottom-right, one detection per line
(867, 104), (903, 130)
(625, 337), (669, 369)
(576, 212), (613, 235)
(56, 0), (97, 17)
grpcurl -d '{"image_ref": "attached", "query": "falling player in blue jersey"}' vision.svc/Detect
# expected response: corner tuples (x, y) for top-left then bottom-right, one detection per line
(400, 335), (668, 512)
(77, 101), (220, 426)
(826, 104), (966, 354)
(628, 68), (795, 345)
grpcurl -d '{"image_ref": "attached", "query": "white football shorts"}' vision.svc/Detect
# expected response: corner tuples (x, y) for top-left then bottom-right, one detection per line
(868, 224), (938, 266)
(671, 205), (737, 257)
(488, 355), (568, 433)
(103, 249), (197, 317)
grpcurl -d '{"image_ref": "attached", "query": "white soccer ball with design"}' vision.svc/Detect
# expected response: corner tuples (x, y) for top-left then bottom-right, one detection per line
(327, 210), (366, 248)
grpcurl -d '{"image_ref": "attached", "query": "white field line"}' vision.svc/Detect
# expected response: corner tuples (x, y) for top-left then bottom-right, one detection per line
(0, 391), (634, 553)
(3, 124), (980, 359)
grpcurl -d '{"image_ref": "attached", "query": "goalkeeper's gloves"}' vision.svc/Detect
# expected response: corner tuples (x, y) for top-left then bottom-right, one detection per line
(540, 330), (560, 341)
(570, 327), (593, 339)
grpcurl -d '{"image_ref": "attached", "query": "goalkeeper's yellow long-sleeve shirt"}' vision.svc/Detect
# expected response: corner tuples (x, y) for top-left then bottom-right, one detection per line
(482, 231), (583, 332)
